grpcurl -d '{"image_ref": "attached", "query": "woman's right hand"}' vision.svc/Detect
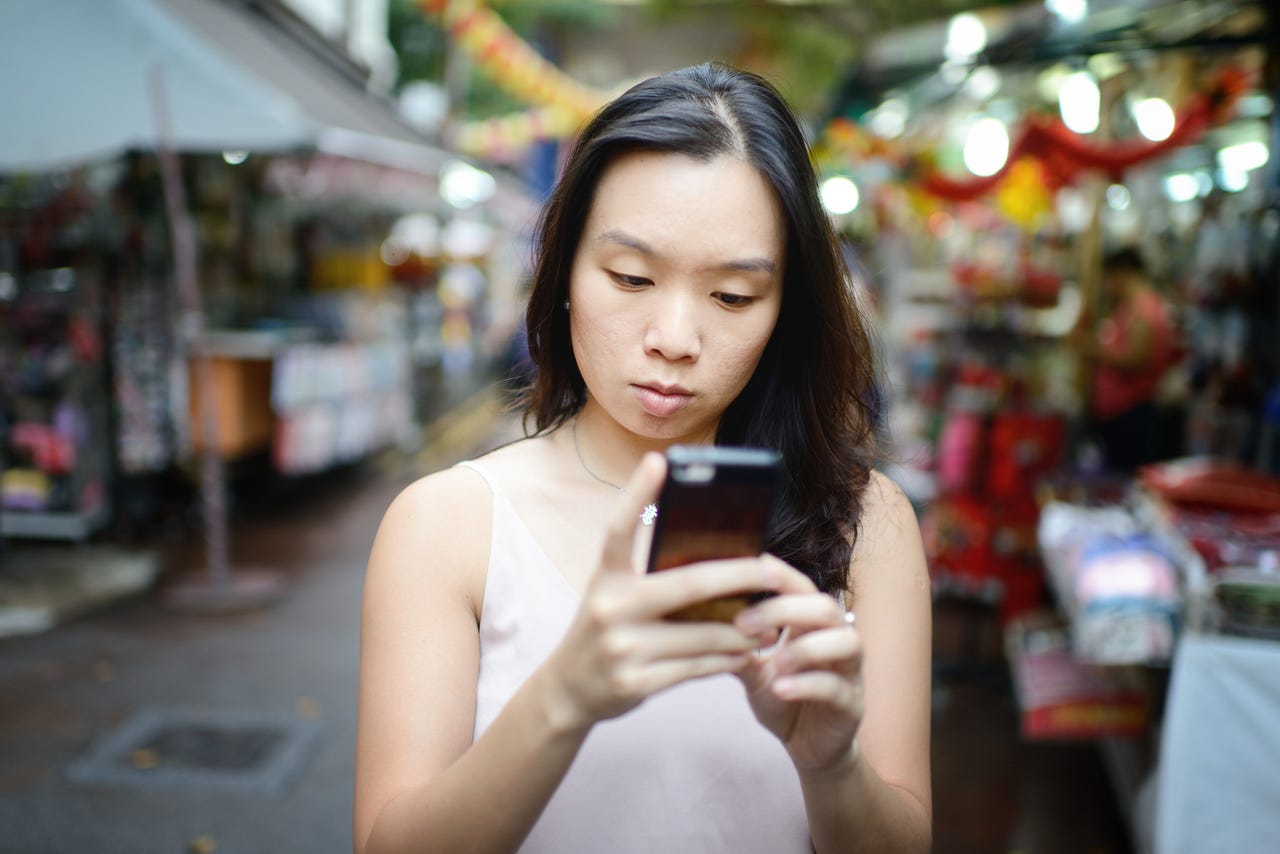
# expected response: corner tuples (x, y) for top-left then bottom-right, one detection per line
(538, 452), (784, 733)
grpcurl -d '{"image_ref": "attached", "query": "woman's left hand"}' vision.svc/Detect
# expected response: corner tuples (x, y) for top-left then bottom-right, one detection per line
(733, 555), (864, 774)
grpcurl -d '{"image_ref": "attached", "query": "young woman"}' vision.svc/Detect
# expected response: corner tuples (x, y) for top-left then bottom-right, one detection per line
(355, 63), (932, 853)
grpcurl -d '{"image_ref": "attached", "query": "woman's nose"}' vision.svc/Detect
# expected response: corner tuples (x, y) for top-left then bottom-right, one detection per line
(643, 294), (701, 361)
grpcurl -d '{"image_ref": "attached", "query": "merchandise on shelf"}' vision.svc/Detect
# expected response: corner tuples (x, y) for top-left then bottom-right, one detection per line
(1006, 612), (1151, 740)
(1038, 500), (1185, 664)
(270, 340), (413, 475)
(0, 263), (112, 540)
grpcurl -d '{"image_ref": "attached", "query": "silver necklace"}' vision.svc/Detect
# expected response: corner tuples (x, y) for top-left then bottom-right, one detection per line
(572, 417), (658, 526)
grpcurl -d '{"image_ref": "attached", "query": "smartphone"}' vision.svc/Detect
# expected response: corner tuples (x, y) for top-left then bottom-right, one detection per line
(646, 444), (783, 622)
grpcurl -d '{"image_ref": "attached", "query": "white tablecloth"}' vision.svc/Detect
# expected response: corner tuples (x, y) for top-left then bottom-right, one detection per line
(1156, 633), (1280, 853)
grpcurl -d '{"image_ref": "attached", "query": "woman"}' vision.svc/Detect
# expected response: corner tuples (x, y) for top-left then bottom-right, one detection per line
(1080, 247), (1178, 471)
(355, 64), (932, 853)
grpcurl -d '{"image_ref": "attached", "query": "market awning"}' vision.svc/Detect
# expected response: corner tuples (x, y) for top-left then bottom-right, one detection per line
(0, 0), (445, 173)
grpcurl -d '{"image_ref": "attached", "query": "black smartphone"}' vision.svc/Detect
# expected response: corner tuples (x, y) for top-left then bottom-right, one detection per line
(646, 444), (783, 622)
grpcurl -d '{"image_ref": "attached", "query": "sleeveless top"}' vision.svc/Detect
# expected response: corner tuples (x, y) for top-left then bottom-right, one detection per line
(457, 459), (811, 853)
(1091, 288), (1176, 420)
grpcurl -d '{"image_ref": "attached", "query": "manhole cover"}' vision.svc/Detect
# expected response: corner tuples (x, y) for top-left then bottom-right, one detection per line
(67, 707), (321, 793)
(127, 724), (284, 771)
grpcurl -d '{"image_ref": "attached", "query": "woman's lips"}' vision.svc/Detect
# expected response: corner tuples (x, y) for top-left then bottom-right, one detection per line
(632, 384), (693, 417)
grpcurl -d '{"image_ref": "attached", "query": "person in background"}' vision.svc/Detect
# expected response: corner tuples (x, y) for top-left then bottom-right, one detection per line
(354, 63), (932, 853)
(1078, 247), (1178, 472)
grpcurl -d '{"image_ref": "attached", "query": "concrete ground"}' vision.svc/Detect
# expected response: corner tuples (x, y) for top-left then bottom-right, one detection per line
(0, 384), (1131, 854)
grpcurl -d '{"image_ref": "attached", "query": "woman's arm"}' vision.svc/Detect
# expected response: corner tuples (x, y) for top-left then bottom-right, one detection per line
(355, 455), (783, 853)
(736, 471), (932, 852)
(355, 466), (587, 854)
(802, 473), (933, 852)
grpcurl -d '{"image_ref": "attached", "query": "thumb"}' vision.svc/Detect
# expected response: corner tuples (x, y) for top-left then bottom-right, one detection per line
(599, 451), (665, 573)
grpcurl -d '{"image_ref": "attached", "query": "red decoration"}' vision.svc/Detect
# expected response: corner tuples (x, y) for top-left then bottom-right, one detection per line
(901, 66), (1250, 202)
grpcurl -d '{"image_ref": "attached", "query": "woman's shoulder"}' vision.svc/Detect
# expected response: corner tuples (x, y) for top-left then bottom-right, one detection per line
(860, 469), (917, 525)
(847, 469), (929, 605)
(384, 437), (539, 516)
(850, 471), (925, 570)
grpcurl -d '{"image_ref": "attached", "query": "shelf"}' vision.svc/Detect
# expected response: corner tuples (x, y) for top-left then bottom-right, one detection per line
(1, 503), (110, 542)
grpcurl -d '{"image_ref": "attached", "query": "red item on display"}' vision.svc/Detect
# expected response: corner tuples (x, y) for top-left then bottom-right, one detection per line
(922, 494), (995, 588)
(1008, 614), (1150, 740)
(1139, 458), (1280, 515)
(937, 412), (986, 495)
(987, 412), (1066, 503)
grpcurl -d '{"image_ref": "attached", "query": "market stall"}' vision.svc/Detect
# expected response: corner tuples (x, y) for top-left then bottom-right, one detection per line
(0, 0), (538, 542)
(818, 1), (1279, 850)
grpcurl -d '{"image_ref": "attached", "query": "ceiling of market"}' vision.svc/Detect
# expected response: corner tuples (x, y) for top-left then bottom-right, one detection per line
(407, 0), (1273, 124)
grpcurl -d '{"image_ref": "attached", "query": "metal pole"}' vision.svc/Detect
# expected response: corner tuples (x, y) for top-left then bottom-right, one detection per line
(148, 68), (282, 611)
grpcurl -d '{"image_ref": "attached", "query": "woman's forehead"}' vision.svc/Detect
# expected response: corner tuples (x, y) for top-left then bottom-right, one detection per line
(581, 151), (785, 264)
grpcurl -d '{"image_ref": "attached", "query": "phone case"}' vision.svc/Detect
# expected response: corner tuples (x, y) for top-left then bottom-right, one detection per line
(647, 445), (782, 622)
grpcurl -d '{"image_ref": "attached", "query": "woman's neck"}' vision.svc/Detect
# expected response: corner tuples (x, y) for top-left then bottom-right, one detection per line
(570, 400), (715, 489)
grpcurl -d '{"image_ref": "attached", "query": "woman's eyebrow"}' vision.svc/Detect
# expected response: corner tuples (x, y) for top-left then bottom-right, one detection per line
(595, 228), (777, 275)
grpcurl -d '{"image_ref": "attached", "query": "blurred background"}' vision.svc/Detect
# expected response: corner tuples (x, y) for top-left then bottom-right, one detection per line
(1, 1), (1277, 852)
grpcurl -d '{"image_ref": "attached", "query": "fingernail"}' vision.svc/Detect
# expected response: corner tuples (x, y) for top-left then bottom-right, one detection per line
(735, 611), (763, 633)
(773, 677), (798, 697)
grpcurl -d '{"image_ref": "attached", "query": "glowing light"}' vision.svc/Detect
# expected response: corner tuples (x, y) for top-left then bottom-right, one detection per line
(869, 98), (908, 139)
(963, 118), (1009, 177)
(439, 160), (496, 209)
(1217, 141), (1270, 173)
(820, 176), (860, 215)
(1059, 71), (1100, 134)
(946, 13), (987, 60)
(1106, 184), (1131, 210)
(1218, 168), (1249, 192)
(1133, 98), (1175, 141)
(965, 66), (1002, 101)
(1046, 0), (1088, 23)
(222, 150), (249, 165)
(1164, 173), (1199, 203)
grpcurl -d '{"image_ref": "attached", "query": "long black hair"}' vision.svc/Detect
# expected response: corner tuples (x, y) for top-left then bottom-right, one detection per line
(520, 63), (882, 596)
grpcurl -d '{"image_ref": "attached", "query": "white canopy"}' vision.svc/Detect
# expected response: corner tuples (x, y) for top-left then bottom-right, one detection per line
(0, 0), (442, 173)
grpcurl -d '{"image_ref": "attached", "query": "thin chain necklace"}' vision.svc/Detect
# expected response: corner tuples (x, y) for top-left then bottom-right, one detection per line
(572, 417), (658, 526)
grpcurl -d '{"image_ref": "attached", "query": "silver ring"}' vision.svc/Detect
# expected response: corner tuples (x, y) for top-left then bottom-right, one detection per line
(843, 610), (856, 627)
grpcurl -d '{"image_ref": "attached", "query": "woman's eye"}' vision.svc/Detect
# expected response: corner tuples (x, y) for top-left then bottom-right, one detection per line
(715, 292), (753, 307)
(609, 271), (651, 288)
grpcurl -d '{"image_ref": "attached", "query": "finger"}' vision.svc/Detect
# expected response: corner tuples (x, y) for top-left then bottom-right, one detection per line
(760, 554), (820, 594)
(623, 653), (751, 698)
(608, 622), (759, 664)
(639, 556), (784, 620)
(734, 591), (844, 636)
(600, 452), (666, 573)
(771, 670), (860, 706)
(772, 626), (863, 677)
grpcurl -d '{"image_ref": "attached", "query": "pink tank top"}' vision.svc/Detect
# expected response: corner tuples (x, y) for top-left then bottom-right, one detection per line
(1091, 289), (1175, 420)
(458, 460), (811, 853)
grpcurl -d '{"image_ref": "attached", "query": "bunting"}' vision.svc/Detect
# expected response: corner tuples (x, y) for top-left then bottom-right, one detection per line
(417, 1), (611, 157)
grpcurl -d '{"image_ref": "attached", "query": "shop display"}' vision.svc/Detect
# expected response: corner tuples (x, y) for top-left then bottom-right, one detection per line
(1005, 612), (1150, 740)
(271, 340), (413, 475)
(0, 267), (112, 540)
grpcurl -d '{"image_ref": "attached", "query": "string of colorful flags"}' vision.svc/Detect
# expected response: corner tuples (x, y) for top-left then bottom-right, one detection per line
(416, 0), (609, 160)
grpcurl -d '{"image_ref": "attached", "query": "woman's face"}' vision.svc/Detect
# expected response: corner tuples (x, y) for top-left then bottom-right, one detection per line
(569, 150), (785, 443)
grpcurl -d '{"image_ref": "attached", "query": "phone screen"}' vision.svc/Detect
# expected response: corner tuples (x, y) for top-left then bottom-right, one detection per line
(647, 445), (782, 621)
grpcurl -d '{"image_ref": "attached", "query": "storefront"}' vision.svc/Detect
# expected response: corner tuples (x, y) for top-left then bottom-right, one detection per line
(818, 1), (1278, 850)
(0, 0), (537, 541)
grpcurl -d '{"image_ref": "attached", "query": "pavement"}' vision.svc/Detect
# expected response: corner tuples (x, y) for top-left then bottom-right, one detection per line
(0, 380), (522, 854)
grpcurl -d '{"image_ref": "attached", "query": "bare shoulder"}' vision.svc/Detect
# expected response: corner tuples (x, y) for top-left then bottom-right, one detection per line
(367, 437), (553, 599)
(849, 469), (928, 594)
(857, 470), (922, 547)
(365, 463), (495, 618)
